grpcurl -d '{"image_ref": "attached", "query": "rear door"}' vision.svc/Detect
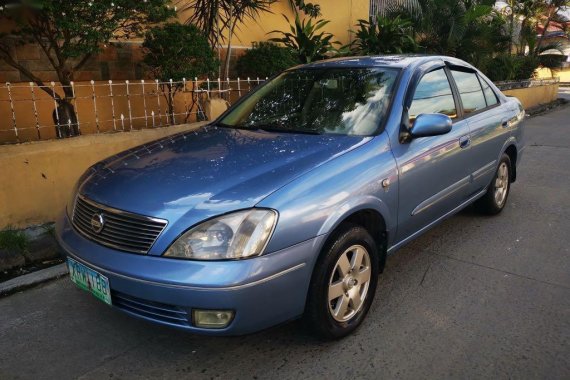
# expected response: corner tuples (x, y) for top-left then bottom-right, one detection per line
(392, 65), (473, 243)
(448, 68), (513, 193)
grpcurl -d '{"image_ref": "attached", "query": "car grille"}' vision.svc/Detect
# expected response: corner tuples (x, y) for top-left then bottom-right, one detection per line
(112, 291), (191, 327)
(72, 195), (167, 254)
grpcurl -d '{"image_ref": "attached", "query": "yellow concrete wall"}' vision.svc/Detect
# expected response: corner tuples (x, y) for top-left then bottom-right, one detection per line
(536, 67), (570, 82)
(178, 0), (369, 47)
(502, 83), (559, 109)
(0, 122), (204, 230)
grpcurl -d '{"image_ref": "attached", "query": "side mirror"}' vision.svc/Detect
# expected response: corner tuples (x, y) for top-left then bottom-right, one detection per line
(410, 113), (452, 138)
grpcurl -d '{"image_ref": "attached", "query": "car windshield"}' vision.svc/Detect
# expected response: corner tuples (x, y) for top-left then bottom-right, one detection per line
(218, 67), (399, 136)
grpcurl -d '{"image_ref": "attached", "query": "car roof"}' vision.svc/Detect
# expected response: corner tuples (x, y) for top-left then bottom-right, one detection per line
(297, 55), (474, 70)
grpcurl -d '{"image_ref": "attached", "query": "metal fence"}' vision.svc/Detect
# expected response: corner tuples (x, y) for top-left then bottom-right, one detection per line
(0, 77), (266, 145)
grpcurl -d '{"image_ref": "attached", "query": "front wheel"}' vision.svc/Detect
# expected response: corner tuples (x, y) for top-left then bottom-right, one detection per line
(475, 154), (512, 215)
(305, 225), (379, 339)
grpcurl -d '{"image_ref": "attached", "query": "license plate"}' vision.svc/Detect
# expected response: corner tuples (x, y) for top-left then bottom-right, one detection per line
(67, 257), (112, 305)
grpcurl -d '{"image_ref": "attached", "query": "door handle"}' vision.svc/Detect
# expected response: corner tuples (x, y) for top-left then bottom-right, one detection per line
(459, 135), (471, 149)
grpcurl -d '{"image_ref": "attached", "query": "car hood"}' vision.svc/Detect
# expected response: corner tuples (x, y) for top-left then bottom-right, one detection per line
(80, 125), (369, 226)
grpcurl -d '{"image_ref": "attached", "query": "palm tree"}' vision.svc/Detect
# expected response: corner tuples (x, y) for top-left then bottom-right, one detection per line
(180, 0), (275, 78)
(535, 0), (570, 55)
(370, 0), (423, 20)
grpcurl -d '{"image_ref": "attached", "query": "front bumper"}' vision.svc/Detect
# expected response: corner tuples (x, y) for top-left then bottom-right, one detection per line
(56, 213), (324, 335)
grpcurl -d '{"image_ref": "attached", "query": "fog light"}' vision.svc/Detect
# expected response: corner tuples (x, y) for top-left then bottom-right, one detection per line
(192, 309), (234, 329)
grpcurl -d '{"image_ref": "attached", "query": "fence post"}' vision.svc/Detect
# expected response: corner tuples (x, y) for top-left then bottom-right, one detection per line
(226, 77), (230, 101)
(90, 80), (100, 133)
(237, 77), (241, 98)
(141, 79), (148, 128)
(108, 80), (117, 131)
(217, 77), (221, 99)
(50, 81), (61, 138)
(206, 78), (210, 98)
(6, 82), (19, 143)
(120, 113), (125, 130)
(194, 77), (200, 122)
(125, 80), (133, 130)
(151, 110), (155, 127)
(29, 82), (40, 140)
(169, 78), (176, 125)
(247, 77), (251, 91)
(182, 78), (188, 122)
(155, 79), (163, 126)
(70, 81), (80, 134)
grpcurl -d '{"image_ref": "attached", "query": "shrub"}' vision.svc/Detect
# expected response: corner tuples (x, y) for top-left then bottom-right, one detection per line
(269, 14), (340, 63)
(236, 42), (300, 79)
(351, 15), (418, 55)
(539, 54), (567, 70)
(483, 54), (538, 82)
(0, 228), (29, 254)
(143, 23), (219, 81)
(143, 23), (219, 122)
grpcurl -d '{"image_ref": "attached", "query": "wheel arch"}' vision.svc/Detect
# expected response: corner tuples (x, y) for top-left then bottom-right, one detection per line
(318, 203), (390, 273)
(504, 144), (518, 182)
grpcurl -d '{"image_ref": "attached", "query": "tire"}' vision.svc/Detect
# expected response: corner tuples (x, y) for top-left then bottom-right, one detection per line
(305, 224), (379, 340)
(475, 153), (512, 215)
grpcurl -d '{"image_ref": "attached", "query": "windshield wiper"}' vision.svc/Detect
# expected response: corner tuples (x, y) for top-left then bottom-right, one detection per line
(249, 123), (322, 135)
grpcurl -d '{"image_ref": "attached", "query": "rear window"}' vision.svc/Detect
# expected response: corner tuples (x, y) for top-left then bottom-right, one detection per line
(451, 70), (487, 115)
(480, 77), (499, 107)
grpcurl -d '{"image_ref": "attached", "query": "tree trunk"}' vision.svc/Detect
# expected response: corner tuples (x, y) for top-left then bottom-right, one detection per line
(508, 10), (514, 54)
(535, 7), (554, 56)
(53, 83), (79, 138)
(223, 8), (236, 83)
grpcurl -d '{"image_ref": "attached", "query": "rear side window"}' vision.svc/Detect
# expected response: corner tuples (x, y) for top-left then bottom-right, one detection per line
(450, 70), (487, 114)
(480, 77), (499, 107)
(409, 68), (457, 123)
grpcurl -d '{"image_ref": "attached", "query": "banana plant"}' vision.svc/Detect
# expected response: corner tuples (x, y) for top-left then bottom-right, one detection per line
(269, 14), (340, 63)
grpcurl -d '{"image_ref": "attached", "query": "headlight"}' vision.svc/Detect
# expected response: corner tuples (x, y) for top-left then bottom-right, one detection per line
(163, 209), (278, 260)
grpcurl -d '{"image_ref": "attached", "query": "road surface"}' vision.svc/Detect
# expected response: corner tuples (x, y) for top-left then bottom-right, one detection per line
(1, 104), (569, 380)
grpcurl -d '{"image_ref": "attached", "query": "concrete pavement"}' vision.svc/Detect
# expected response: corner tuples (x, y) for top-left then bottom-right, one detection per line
(558, 86), (570, 101)
(1, 105), (569, 380)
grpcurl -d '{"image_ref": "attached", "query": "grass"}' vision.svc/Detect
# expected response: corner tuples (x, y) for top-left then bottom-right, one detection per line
(0, 227), (29, 254)
(41, 223), (56, 238)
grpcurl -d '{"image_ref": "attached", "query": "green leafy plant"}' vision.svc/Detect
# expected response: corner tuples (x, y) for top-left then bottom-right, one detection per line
(180, 0), (275, 78)
(483, 54), (539, 82)
(143, 23), (219, 122)
(373, 0), (423, 20)
(0, 228), (29, 255)
(0, 0), (174, 138)
(287, 0), (321, 17)
(269, 14), (340, 64)
(236, 42), (300, 78)
(351, 14), (418, 55)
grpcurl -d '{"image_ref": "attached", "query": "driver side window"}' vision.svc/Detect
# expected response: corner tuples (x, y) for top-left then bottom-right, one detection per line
(409, 68), (457, 124)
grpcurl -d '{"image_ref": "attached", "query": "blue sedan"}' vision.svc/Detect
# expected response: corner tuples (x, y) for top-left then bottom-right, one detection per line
(56, 55), (525, 339)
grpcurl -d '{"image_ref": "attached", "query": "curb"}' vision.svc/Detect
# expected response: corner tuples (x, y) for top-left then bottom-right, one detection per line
(0, 263), (68, 297)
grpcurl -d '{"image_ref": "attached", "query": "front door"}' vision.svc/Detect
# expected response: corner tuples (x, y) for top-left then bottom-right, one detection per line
(391, 67), (473, 244)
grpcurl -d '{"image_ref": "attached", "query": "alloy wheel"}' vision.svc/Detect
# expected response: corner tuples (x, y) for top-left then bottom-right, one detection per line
(328, 245), (372, 322)
(494, 162), (509, 207)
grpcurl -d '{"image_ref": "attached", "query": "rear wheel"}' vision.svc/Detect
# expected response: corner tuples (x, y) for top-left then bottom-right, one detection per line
(305, 225), (379, 339)
(475, 154), (512, 215)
